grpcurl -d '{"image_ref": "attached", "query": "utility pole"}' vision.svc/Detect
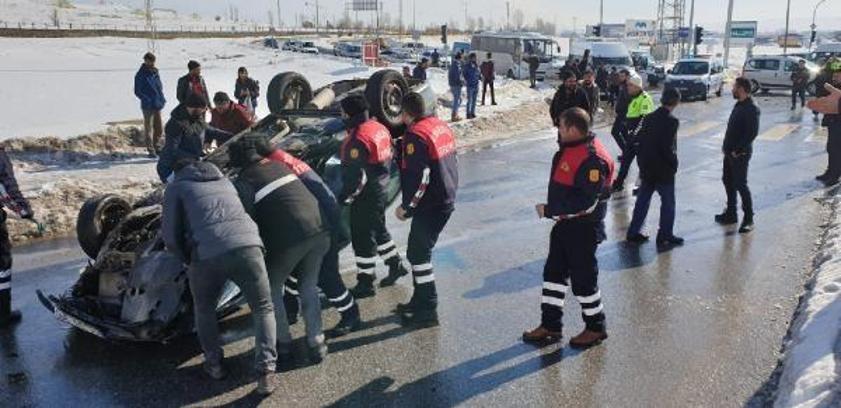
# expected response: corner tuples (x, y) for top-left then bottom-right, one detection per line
(723, 0), (734, 67)
(783, 0), (792, 55)
(506, 2), (510, 31)
(399, 0), (403, 36)
(413, 0), (416, 33)
(599, 0), (604, 26)
(688, 0), (695, 56)
(276, 0), (281, 27)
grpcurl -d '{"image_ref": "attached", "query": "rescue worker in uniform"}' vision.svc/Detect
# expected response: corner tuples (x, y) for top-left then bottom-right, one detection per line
(252, 138), (362, 337)
(813, 59), (841, 187)
(338, 95), (408, 299)
(0, 147), (32, 328)
(613, 72), (655, 192)
(523, 107), (614, 349)
(394, 92), (459, 326)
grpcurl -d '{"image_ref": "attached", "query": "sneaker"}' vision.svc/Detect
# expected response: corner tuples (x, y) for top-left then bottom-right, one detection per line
(328, 306), (362, 338)
(569, 329), (608, 349)
(256, 373), (277, 396)
(308, 341), (328, 365)
(714, 211), (738, 225)
(349, 275), (376, 299)
(0, 310), (22, 328)
(202, 360), (227, 380)
(739, 217), (754, 234)
(399, 308), (439, 328)
(380, 262), (409, 287)
(626, 233), (649, 244)
(656, 235), (685, 249)
(522, 326), (562, 344)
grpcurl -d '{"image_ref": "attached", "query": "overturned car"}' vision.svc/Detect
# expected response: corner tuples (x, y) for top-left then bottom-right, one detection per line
(37, 69), (436, 342)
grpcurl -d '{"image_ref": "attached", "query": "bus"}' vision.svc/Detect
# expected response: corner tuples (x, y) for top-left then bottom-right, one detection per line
(470, 32), (563, 81)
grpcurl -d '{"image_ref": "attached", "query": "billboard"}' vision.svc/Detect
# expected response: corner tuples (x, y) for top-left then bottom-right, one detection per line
(352, 0), (378, 11)
(730, 21), (757, 45)
(625, 19), (656, 38)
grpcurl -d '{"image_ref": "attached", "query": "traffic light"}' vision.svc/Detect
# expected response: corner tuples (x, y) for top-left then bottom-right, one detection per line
(695, 26), (704, 45)
(811, 30), (817, 46)
(593, 25), (601, 37)
(441, 25), (448, 44)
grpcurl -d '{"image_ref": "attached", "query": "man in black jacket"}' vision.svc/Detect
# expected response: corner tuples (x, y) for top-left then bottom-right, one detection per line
(610, 69), (631, 154)
(177, 60), (210, 105)
(0, 148), (33, 328)
(716, 77), (761, 233)
(813, 60), (841, 186)
(626, 88), (684, 250)
(156, 93), (227, 182)
(550, 71), (591, 127)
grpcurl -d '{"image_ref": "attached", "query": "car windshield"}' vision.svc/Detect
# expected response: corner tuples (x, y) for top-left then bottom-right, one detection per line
(672, 61), (709, 75)
(304, 42), (315, 47)
(593, 56), (632, 66)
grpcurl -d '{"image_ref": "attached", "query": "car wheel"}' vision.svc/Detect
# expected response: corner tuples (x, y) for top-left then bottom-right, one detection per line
(750, 80), (761, 95)
(716, 85), (723, 97)
(267, 72), (314, 114)
(507, 69), (515, 79)
(807, 82), (818, 96)
(76, 195), (131, 259)
(365, 69), (409, 136)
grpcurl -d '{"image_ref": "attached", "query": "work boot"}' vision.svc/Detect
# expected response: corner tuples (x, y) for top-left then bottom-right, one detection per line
(739, 215), (755, 234)
(203, 360), (228, 380)
(328, 304), (362, 338)
(394, 296), (418, 314)
(569, 329), (608, 349)
(0, 310), (21, 328)
(256, 373), (277, 396)
(380, 261), (409, 287)
(626, 233), (650, 244)
(350, 274), (376, 299)
(522, 325), (562, 344)
(399, 307), (439, 328)
(714, 210), (738, 225)
(656, 235), (685, 250)
(821, 177), (840, 187)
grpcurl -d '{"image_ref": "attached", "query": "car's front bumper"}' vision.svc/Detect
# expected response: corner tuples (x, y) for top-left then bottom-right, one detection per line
(665, 81), (707, 98)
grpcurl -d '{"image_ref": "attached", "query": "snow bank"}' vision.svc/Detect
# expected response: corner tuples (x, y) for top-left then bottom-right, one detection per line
(774, 195), (841, 407)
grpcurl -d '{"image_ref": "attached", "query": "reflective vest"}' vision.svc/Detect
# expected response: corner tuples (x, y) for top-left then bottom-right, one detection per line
(341, 119), (393, 164)
(626, 91), (655, 119)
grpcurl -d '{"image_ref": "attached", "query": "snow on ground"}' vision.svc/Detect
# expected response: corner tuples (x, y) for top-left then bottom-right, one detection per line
(774, 195), (841, 407)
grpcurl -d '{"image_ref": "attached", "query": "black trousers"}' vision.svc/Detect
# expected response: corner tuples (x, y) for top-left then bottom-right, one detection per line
(481, 79), (496, 105)
(722, 154), (753, 215)
(350, 197), (401, 278)
(610, 117), (627, 154)
(0, 213), (12, 318)
(406, 208), (453, 308)
(615, 136), (638, 185)
(792, 87), (806, 108)
(826, 125), (841, 180)
(541, 220), (605, 332)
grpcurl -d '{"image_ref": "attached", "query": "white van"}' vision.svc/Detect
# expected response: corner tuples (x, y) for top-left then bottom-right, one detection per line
(663, 58), (725, 101)
(470, 32), (562, 80)
(742, 55), (819, 95)
(572, 42), (634, 69)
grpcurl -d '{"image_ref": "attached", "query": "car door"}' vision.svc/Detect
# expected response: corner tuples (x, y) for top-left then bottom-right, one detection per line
(764, 59), (782, 87)
(781, 59), (797, 88)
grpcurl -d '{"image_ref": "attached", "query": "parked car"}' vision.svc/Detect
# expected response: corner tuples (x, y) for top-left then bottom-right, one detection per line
(663, 58), (725, 101)
(343, 43), (363, 59)
(300, 41), (319, 54)
(742, 55), (820, 95)
(37, 70), (437, 343)
(333, 41), (349, 56)
(282, 40), (302, 51)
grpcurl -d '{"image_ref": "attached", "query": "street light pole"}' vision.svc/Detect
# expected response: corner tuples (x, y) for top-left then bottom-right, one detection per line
(599, 0), (604, 26)
(688, 0), (696, 57)
(811, 0), (828, 50)
(276, 0), (281, 28)
(723, 0), (734, 67)
(783, 0), (791, 55)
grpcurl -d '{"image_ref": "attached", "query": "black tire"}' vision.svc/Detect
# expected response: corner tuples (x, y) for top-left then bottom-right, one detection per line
(76, 195), (132, 259)
(267, 72), (314, 114)
(750, 80), (762, 95)
(507, 69), (515, 79)
(364, 69), (409, 135)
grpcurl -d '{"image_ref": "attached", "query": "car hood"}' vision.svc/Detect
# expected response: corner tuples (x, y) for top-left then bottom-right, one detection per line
(667, 74), (709, 81)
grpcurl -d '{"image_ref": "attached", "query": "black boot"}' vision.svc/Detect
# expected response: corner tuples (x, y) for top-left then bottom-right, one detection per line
(397, 283), (438, 327)
(714, 209), (738, 225)
(380, 260), (409, 287)
(399, 308), (439, 327)
(739, 214), (755, 234)
(350, 274), (376, 299)
(328, 304), (362, 338)
(0, 310), (21, 328)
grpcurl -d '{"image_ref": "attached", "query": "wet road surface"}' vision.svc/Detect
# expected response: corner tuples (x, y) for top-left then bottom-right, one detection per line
(1, 92), (834, 407)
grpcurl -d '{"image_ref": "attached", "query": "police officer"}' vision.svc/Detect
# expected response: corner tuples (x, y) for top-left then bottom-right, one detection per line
(339, 95), (408, 299)
(523, 107), (614, 349)
(613, 72), (655, 192)
(394, 92), (459, 326)
(815, 59), (841, 187)
(0, 147), (32, 328)
(253, 138), (362, 337)
(610, 69), (630, 154)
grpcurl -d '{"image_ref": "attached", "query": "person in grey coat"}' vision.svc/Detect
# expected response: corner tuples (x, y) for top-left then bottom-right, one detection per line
(161, 158), (278, 395)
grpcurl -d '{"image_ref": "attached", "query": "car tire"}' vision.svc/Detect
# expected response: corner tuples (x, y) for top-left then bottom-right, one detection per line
(365, 69), (409, 136)
(507, 69), (515, 79)
(76, 195), (132, 259)
(267, 72), (314, 114)
(750, 80), (762, 95)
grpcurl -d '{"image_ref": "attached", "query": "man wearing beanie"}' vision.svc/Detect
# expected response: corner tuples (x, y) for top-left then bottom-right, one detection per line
(177, 60), (210, 105)
(156, 93), (226, 182)
(613, 72), (655, 193)
(338, 94), (409, 299)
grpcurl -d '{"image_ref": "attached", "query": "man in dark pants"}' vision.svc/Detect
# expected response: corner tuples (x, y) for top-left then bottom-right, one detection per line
(254, 139), (362, 337)
(229, 137), (332, 364)
(613, 73), (655, 193)
(812, 61), (841, 186)
(0, 148), (33, 328)
(549, 71), (591, 127)
(626, 88), (685, 250)
(610, 69), (630, 155)
(716, 77), (761, 233)
(581, 70), (600, 123)
(480, 52), (497, 106)
(134, 52), (166, 158)
(523, 107), (614, 349)
(394, 92), (459, 326)
(791, 60), (810, 111)
(338, 95), (408, 299)
(528, 54), (541, 89)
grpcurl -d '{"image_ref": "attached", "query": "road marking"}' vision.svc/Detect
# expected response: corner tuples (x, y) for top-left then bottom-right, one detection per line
(757, 124), (799, 141)
(680, 121), (720, 139)
(805, 127), (828, 143)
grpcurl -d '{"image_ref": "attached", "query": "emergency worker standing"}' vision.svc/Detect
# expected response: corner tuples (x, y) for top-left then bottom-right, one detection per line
(524, 107), (614, 349)
(0, 148), (32, 328)
(394, 92), (459, 326)
(338, 95), (408, 299)
(613, 73), (655, 192)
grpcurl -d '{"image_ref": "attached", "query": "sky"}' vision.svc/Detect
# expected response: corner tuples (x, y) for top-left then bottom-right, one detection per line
(74, 0), (841, 33)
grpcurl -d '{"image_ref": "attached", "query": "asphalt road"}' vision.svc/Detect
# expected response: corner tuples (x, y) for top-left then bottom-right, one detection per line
(0, 91), (834, 408)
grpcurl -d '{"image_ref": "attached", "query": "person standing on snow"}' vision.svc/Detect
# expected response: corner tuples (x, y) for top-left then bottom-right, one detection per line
(480, 52), (497, 106)
(464, 53), (481, 120)
(528, 54), (541, 89)
(177, 60), (210, 105)
(0, 148), (33, 329)
(448, 52), (465, 122)
(413, 58), (429, 82)
(134, 52), (166, 158)
(235, 66), (260, 114)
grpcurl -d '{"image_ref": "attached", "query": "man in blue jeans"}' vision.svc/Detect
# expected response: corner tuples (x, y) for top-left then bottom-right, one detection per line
(448, 52), (465, 122)
(626, 88), (684, 250)
(464, 53), (481, 119)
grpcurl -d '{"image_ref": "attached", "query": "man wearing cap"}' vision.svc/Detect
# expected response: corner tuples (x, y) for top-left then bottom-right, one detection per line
(134, 52), (166, 158)
(413, 58), (429, 82)
(177, 60), (210, 105)
(549, 70), (591, 127)
(338, 95), (408, 299)
(613, 72), (655, 192)
(209, 92), (254, 145)
(156, 93), (226, 182)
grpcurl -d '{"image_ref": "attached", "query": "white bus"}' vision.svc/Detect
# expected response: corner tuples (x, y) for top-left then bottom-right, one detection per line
(470, 32), (563, 81)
